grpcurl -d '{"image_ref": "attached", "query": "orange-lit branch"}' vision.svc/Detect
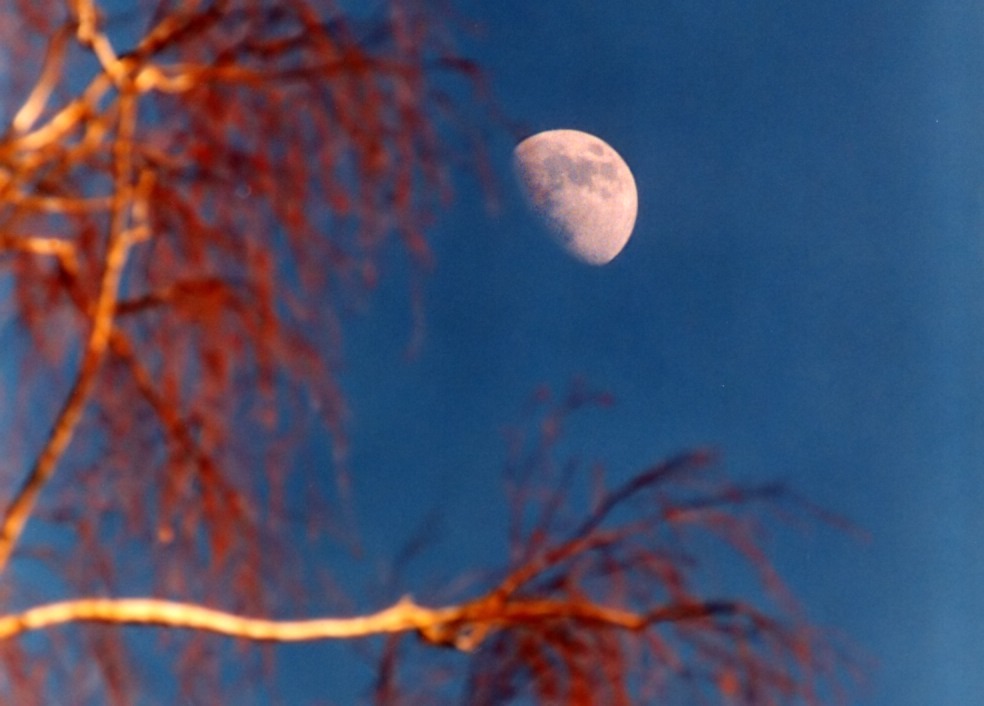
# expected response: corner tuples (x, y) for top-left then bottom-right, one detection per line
(0, 229), (133, 576)
(0, 593), (762, 649)
(0, 65), (145, 576)
(0, 234), (77, 262)
(10, 25), (73, 134)
(0, 596), (460, 643)
(7, 72), (114, 154)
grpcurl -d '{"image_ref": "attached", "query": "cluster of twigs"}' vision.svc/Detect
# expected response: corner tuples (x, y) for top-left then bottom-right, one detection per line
(0, 387), (856, 705)
(370, 386), (856, 705)
(0, 0), (479, 701)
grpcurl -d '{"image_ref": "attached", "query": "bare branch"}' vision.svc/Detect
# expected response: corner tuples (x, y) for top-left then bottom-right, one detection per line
(0, 234), (77, 263)
(0, 48), (143, 575)
(0, 595), (462, 643)
(11, 24), (74, 134)
(0, 593), (787, 652)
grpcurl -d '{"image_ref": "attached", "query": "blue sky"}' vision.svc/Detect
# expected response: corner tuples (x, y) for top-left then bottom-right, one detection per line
(336, 1), (984, 704)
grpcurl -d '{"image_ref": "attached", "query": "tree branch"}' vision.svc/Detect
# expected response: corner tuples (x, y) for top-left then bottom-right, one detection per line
(0, 596), (462, 643)
(0, 594), (762, 648)
(0, 234), (78, 266)
(0, 61), (144, 576)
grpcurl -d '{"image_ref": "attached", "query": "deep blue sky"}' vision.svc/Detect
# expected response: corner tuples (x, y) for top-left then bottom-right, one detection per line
(337, 1), (984, 704)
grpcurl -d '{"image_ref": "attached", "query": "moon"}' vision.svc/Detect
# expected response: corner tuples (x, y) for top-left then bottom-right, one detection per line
(513, 129), (638, 265)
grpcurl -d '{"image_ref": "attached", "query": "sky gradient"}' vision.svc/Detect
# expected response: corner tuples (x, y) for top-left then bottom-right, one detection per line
(336, 2), (984, 703)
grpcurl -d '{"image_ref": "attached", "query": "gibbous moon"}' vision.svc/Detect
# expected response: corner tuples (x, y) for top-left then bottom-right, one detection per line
(513, 129), (637, 265)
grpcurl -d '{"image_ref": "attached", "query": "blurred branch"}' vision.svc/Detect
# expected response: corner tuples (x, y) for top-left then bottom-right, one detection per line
(0, 14), (148, 573)
(10, 24), (73, 134)
(0, 234), (78, 268)
(0, 437), (850, 705)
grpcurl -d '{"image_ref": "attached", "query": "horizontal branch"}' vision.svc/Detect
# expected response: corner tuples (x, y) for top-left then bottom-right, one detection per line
(0, 596), (463, 643)
(4, 193), (115, 214)
(0, 234), (77, 261)
(0, 594), (755, 649)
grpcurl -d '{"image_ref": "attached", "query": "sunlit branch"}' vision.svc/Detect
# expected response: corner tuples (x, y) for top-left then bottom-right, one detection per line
(8, 73), (113, 154)
(0, 596), (462, 643)
(11, 25), (73, 134)
(0, 594), (762, 648)
(0, 251), (127, 575)
(72, 0), (124, 82)
(0, 84), (143, 577)
(0, 234), (77, 264)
